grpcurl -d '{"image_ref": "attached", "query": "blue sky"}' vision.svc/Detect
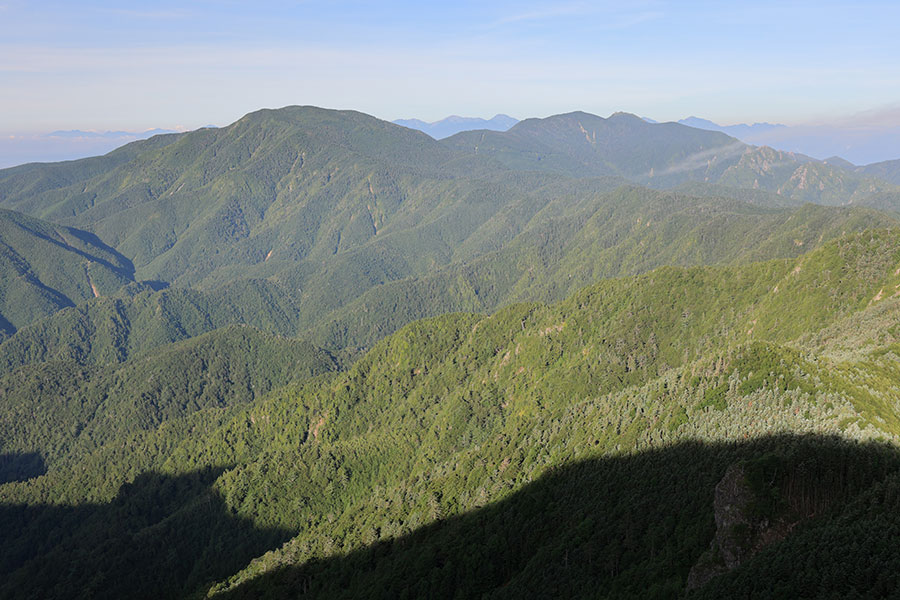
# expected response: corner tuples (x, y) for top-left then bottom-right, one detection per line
(2, 0), (900, 133)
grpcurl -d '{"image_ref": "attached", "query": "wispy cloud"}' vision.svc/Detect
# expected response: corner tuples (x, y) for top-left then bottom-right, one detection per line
(824, 103), (900, 128)
(601, 10), (664, 30)
(499, 2), (597, 23)
(496, 1), (663, 29)
(647, 141), (746, 178)
(102, 8), (191, 20)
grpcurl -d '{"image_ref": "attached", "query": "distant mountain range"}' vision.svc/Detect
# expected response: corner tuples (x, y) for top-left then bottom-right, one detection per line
(6, 109), (897, 170)
(393, 114), (518, 139)
(666, 116), (900, 166)
(0, 127), (215, 169)
(46, 128), (178, 139)
(675, 117), (787, 139)
(397, 112), (899, 166)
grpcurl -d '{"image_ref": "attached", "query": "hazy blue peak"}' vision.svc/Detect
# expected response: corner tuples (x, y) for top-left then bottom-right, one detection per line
(679, 116), (720, 129)
(678, 117), (786, 135)
(393, 114), (519, 139)
(392, 118), (429, 127)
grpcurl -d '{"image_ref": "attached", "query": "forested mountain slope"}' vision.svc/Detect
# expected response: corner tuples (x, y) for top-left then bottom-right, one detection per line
(858, 157), (900, 185)
(3, 231), (900, 598)
(0, 132), (183, 204)
(0, 208), (134, 337)
(1, 106), (896, 300)
(0, 107), (458, 286)
(0, 325), (336, 475)
(0, 189), (892, 372)
(0, 106), (896, 364)
(0, 280), (309, 375)
(309, 192), (898, 351)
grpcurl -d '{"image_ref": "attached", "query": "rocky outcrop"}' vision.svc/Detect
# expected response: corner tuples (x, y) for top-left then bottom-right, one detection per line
(686, 462), (802, 590)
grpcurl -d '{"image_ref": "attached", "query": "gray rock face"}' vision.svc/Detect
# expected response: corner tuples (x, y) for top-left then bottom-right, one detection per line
(686, 462), (800, 590)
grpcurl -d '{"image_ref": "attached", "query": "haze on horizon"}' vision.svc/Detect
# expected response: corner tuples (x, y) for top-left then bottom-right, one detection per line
(1, 0), (898, 166)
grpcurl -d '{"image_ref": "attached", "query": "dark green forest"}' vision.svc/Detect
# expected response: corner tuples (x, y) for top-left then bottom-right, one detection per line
(2, 106), (900, 598)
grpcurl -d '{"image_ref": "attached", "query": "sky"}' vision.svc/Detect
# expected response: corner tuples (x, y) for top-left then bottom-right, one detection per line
(1, 0), (899, 160)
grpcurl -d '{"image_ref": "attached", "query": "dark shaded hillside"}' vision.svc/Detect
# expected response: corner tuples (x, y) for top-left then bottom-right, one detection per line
(0, 466), (294, 600)
(207, 436), (900, 599)
(8, 438), (895, 600)
(0, 453), (45, 485)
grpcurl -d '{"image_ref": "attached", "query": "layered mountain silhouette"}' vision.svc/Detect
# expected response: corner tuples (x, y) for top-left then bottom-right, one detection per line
(393, 114), (518, 139)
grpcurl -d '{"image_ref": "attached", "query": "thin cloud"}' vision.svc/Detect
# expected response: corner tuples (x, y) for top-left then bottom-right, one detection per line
(499, 2), (596, 23)
(103, 8), (191, 19)
(602, 10), (664, 30)
(497, 1), (663, 29)
(647, 141), (746, 178)
(825, 104), (900, 129)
